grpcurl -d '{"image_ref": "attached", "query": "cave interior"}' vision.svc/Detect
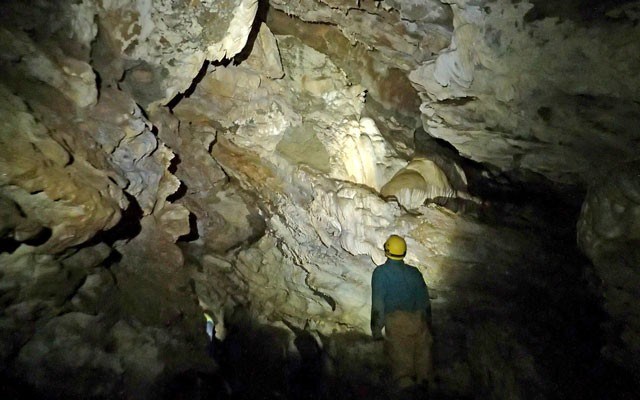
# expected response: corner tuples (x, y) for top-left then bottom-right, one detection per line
(1, 0), (640, 399)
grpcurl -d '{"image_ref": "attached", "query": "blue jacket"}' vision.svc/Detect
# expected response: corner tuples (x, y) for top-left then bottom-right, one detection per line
(371, 258), (431, 337)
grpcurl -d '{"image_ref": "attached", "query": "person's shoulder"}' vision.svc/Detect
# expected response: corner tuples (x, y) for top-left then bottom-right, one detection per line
(373, 263), (385, 274)
(404, 262), (423, 275)
(402, 261), (417, 269)
(372, 261), (390, 276)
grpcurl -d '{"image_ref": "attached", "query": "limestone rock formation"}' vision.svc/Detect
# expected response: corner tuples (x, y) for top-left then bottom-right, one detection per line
(578, 161), (640, 381)
(0, 0), (262, 397)
(1, 0), (639, 398)
(380, 157), (477, 210)
(409, 0), (640, 185)
(269, 0), (452, 70)
(97, 0), (260, 106)
(0, 85), (125, 253)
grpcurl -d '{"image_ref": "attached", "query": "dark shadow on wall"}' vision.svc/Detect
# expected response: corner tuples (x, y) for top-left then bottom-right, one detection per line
(211, 309), (305, 400)
(10, 286), (624, 400)
(189, 308), (393, 400)
(178, 212), (200, 242)
(0, 374), (40, 400)
(433, 197), (639, 400)
(91, 192), (143, 247)
(166, 180), (188, 204)
(523, 0), (637, 23)
(187, 311), (481, 400)
(0, 226), (52, 254)
(157, 369), (229, 400)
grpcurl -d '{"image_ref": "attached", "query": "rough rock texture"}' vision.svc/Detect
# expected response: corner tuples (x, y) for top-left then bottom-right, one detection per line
(1, 0), (640, 398)
(0, 0), (261, 397)
(0, 85), (124, 253)
(578, 161), (640, 381)
(409, 0), (640, 185)
(270, 0), (452, 71)
(96, 0), (260, 106)
(172, 20), (614, 398)
(1, 0), (259, 107)
(380, 158), (477, 210)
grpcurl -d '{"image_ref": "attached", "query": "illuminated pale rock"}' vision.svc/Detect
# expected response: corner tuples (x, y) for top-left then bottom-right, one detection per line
(0, 4), (208, 395)
(409, 0), (640, 184)
(172, 25), (540, 343)
(76, 88), (177, 216)
(152, 107), (263, 255)
(0, 85), (125, 253)
(269, 0), (451, 69)
(0, 0), (260, 107)
(0, 28), (97, 108)
(196, 139), (548, 339)
(177, 34), (405, 193)
(110, 151), (193, 325)
(97, 0), (259, 105)
(381, 158), (455, 209)
(1, 0), (639, 397)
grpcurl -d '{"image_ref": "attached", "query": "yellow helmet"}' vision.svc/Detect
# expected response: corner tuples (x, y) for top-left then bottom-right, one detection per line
(384, 235), (406, 260)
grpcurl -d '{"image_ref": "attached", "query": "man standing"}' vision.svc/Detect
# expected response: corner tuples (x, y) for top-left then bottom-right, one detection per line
(371, 235), (434, 395)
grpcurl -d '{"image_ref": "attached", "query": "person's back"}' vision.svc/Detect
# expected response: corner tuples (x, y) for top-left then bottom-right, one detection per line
(372, 259), (429, 316)
(371, 235), (434, 396)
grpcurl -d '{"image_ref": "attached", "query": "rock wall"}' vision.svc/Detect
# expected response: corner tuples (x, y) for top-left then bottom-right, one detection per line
(578, 161), (640, 382)
(0, 0), (259, 397)
(409, 0), (640, 185)
(1, 0), (639, 398)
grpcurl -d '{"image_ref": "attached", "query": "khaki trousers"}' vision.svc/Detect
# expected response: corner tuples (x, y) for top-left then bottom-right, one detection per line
(384, 310), (434, 389)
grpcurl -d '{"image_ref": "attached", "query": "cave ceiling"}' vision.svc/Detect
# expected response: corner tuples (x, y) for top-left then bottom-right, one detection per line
(1, 0), (640, 398)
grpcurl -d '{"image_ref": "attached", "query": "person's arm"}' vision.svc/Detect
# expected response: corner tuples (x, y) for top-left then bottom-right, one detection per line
(371, 269), (386, 340)
(424, 287), (432, 327)
(418, 270), (432, 327)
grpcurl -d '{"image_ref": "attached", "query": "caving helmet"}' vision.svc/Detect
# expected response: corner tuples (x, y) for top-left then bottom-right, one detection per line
(384, 235), (406, 260)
